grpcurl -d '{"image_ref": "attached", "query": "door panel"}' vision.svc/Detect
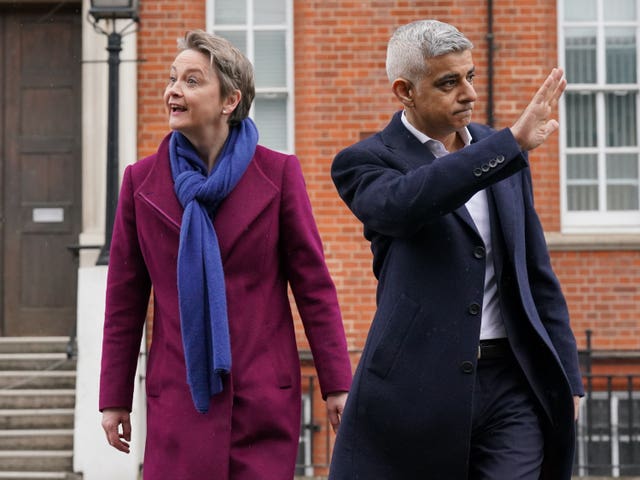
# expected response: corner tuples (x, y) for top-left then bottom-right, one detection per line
(1, 7), (82, 336)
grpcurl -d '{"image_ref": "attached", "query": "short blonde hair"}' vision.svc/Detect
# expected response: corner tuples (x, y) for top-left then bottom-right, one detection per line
(178, 30), (255, 126)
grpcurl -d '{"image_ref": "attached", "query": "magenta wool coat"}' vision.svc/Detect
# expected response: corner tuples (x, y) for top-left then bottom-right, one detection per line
(99, 134), (352, 480)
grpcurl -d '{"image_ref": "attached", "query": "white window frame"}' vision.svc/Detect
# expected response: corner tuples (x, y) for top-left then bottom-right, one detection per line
(297, 393), (313, 477)
(558, 0), (640, 233)
(576, 391), (640, 477)
(207, 0), (295, 153)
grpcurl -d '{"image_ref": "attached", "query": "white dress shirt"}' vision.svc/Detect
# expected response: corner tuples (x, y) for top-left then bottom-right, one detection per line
(401, 112), (506, 340)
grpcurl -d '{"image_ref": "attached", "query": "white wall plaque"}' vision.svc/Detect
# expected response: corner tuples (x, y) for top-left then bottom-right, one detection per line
(33, 207), (64, 223)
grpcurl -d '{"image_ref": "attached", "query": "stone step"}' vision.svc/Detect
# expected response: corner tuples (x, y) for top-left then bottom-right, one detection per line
(0, 451), (72, 473)
(0, 410), (74, 430)
(0, 390), (75, 410)
(0, 339), (72, 356)
(0, 431), (73, 451)
(0, 372), (76, 390)
(0, 338), (78, 479)
(0, 473), (69, 480)
(0, 355), (75, 372)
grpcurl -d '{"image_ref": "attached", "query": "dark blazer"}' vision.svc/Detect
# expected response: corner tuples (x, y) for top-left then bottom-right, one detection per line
(99, 134), (352, 480)
(328, 112), (583, 479)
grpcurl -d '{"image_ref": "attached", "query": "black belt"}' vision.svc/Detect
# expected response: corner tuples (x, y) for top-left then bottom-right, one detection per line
(477, 338), (511, 360)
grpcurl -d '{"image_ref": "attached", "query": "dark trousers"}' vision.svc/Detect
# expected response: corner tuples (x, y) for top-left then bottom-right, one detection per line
(469, 352), (544, 479)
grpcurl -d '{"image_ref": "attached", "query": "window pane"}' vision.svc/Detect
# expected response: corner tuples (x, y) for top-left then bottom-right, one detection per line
(604, 0), (637, 21)
(215, 31), (247, 56)
(566, 92), (597, 147)
(606, 92), (637, 147)
(214, 0), (246, 25)
(608, 184), (639, 209)
(564, 0), (596, 21)
(568, 153), (598, 180)
(607, 153), (638, 179)
(254, 0), (286, 25)
(606, 28), (637, 84)
(565, 28), (597, 84)
(620, 442), (640, 475)
(254, 95), (287, 151)
(607, 153), (639, 210)
(618, 398), (640, 475)
(584, 398), (613, 475)
(567, 154), (599, 211)
(567, 186), (599, 211)
(254, 31), (286, 88)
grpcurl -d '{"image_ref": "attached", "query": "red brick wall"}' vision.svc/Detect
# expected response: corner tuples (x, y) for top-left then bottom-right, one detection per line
(553, 250), (640, 350)
(292, 0), (568, 354)
(137, 0), (206, 158)
(136, 0), (640, 468)
(137, 0), (640, 358)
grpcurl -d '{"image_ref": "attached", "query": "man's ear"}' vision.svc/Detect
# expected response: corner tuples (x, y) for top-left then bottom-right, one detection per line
(392, 78), (414, 108)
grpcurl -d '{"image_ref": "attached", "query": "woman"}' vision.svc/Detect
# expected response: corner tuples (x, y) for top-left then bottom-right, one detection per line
(99, 30), (352, 480)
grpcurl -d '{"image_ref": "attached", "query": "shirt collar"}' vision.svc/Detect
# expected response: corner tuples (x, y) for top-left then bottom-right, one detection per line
(400, 110), (472, 151)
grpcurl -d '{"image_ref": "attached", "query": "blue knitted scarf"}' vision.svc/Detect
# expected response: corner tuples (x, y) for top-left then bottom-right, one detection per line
(169, 118), (258, 413)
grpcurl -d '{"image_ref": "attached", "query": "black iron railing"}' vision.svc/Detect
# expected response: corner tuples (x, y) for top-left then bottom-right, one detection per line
(296, 332), (640, 478)
(296, 375), (331, 476)
(574, 330), (640, 476)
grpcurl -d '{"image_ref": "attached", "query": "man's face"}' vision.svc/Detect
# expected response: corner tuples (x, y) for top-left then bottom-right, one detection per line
(404, 49), (477, 142)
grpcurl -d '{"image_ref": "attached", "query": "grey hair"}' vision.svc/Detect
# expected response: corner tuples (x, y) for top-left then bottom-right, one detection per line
(178, 30), (255, 126)
(385, 20), (474, 83)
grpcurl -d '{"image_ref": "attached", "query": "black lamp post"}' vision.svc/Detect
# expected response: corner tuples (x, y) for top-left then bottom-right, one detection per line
(88, 0), (139, 265)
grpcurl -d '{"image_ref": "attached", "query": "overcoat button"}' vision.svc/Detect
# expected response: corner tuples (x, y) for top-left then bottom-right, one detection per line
(468, 303), (481, 315)
(496, 154), (505, 163)
(473, 246), (486, 258)
(460, 361), (474, 373)
(481, 164), (490, 172)
(473, 167), (482, 177)
(489, 158), (498, 168)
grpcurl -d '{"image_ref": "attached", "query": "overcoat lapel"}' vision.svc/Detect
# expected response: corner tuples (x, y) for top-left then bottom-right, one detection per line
(453, 205), (478, 235)
(135, 135), (183, 231)
(136, 136), (278, 262)
(488, 179), (518, 260)
(215, 158), (278, 261)
(380, 112), (479, 236)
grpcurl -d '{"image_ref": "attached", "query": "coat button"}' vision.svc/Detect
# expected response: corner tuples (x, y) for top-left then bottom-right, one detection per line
(489, 158), (498, 168)
(468, 303), (481, 315)
(460, 361), (474, 373)
(481, 163), (490, 172)
(496, 154), (505, 164)
(473, 246), (486, 259)
(473, 167), (483, 177)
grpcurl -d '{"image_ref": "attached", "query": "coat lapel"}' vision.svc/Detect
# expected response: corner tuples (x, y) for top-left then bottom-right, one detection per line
(380, 112), (479, 235)
(136, 136), (278, 262)
(214, 157), (278, 261)
(136, 134), (183, 231)
(488, 179), (518, 260)
(379, 111), (434, 171)
(453, 205), (478, 235)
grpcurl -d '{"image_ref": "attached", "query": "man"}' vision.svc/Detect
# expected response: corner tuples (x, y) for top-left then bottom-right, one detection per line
(329, 19), (583, 479)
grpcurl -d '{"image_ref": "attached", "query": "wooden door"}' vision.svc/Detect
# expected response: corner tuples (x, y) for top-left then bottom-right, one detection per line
(1, 6), (82, 336)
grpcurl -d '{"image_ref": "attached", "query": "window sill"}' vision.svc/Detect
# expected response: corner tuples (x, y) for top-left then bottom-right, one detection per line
(545, 232), (640, 251)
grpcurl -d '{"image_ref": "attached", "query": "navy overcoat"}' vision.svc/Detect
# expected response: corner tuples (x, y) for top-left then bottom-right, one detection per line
(329, 112), (584, 479)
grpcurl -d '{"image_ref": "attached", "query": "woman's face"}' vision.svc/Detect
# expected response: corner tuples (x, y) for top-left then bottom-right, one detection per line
(164, 49), (231, 141)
